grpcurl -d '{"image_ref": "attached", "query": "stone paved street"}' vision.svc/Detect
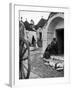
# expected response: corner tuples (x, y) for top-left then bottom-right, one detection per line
(29, 48), (64, 79)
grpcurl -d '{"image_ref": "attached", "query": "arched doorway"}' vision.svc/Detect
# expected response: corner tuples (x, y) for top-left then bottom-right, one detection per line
(47, 13), (64, 55)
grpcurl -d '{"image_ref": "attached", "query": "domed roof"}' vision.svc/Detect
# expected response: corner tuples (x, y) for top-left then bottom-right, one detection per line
(35, 18), (47, 30)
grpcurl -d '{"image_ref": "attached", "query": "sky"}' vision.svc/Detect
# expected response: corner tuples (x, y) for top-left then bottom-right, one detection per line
(20, 11), (50, 25)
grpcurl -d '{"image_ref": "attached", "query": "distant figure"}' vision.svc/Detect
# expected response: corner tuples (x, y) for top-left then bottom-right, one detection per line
(32, 36), (36, 47)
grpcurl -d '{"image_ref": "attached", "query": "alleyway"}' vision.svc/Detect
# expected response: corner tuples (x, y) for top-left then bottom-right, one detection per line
(29, 48), (64, 79)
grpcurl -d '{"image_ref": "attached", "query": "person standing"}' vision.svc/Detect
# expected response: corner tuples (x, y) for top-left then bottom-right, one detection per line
(32, 36), (36, 47)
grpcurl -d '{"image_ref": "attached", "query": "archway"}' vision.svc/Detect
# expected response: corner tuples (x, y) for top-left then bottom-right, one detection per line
(47, 14), (64, 55)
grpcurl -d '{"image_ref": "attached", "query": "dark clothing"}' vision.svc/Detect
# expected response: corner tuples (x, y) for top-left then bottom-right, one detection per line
(32, 36), (36, 46)
(50, 40), (58, 55)
(43, 50), (50, 59)
(43, 39), (58, 59)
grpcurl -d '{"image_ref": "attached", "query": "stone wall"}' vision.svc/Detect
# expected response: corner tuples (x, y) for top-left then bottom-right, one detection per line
(42, 13), (64, 55)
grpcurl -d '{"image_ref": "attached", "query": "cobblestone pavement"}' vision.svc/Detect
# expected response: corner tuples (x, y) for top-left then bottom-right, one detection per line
(29, 48), (64, 78)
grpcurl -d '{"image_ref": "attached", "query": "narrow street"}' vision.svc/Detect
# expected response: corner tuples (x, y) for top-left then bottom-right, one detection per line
(29, 47), (64, 79)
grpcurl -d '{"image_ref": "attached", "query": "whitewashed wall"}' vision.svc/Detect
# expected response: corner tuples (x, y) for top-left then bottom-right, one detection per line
(24, 29), (37, 43)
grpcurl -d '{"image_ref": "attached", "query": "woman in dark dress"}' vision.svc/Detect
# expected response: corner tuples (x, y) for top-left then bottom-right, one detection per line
(43, 38), (58, 59)
(32, 36), (36, 47)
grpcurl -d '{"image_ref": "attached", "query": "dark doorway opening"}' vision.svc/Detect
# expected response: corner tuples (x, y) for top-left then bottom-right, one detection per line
(56, 28), (64, 55)
(39, 32), (42, 40)
(37, 32), (42, 47)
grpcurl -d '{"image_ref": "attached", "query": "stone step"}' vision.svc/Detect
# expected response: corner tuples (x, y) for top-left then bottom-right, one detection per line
(51, 55), (64, 61)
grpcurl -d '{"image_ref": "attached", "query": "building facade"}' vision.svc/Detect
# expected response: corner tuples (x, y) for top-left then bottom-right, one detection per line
(42, 12), (64, 55)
